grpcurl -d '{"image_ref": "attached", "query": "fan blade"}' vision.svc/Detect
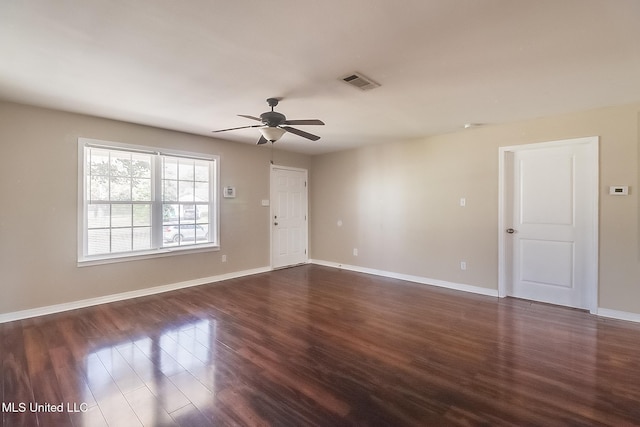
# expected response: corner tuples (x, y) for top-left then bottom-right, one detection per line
(212, 124), (261, 133)
(282, 126), (321, 141)
(256, 135), (269, 145)
(238, 114), (262, 122)
(283, 119), (325, 126)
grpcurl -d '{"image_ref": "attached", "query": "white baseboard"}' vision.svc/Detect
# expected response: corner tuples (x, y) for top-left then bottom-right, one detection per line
(597, 308), (640, 323)
(6, 262), (637, 325)
(311, 260), (640, 323)
(309, 259), (499, 297)
(0, 266), (271, 324)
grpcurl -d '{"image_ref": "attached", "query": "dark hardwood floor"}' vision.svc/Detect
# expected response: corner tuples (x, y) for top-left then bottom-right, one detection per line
(2, 264), (640, 426)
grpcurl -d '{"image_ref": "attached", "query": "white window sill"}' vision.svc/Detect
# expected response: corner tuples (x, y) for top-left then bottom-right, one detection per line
(77, 244), (220, 267)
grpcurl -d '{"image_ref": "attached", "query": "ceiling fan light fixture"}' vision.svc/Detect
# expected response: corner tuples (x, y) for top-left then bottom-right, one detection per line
(212, 98), (323, 143)
(259, 126), (286, 142)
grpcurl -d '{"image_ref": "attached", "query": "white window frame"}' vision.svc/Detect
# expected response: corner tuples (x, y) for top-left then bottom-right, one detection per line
(78, 138), (220, 266)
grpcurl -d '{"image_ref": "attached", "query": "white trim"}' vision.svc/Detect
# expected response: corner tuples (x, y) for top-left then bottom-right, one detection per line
(309, 259), (499, 297)
(79, 137), (220, 160)
(77, 244), (220, 267)
(0, 266), (271, 324)
(597, 308), (640, 323)
(270, 164), (309, 174)
(498, 136), (599, 313)
(497, 148), (507, 298)
(5, 260), (638, 325)
(311, 259), (640, 324)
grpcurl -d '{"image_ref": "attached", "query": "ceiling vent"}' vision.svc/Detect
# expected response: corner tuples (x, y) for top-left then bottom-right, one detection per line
(341, 72), (380, 91)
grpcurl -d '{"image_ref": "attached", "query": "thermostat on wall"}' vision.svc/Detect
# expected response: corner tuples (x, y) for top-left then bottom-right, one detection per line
(223, 186), (236, 198)
(609, 186), (629, 196)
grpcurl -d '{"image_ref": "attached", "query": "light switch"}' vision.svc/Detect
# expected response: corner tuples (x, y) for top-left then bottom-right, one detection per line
(609, 186), (629, 196)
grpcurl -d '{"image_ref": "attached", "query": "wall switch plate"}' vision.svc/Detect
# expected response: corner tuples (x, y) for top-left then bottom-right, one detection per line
(223, 186), (236, 198)
(460, 261), (467, 270)
(460, 197), (466, 207)
(609, 186), (629, 195)
(221, 254), (227, 262)
(353, 248), (358, 256)
(261, 199), (270, 206)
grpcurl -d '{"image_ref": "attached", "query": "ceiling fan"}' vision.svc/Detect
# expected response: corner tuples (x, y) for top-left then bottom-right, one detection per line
(212, 98), (325, 144)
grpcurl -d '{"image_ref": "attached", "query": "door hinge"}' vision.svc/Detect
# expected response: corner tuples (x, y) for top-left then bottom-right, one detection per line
(305, 181), (307, 187)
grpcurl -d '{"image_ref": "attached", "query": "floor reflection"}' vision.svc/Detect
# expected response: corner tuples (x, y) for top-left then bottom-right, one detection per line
(84, 319), (216, 426)
(6, 265), (640, 426)
(493, 300), (598, 418)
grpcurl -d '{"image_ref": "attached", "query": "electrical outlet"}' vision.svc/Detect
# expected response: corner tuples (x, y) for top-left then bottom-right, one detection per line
(353, 248), (358, 256)
(460, 261), (467, 270)
(222, 254), (227, 263)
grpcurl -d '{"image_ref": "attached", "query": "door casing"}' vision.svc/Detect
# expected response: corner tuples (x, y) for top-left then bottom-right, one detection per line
(498, 136), (599, 313)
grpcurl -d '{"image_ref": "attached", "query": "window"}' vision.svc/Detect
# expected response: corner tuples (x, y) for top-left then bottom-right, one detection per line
(78, 138), (219, 264)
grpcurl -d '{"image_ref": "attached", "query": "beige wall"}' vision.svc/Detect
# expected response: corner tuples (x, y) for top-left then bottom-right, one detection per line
(2, 100), (639, 316)
(0, 101), (310, 315)
(310, 103), (640, 314)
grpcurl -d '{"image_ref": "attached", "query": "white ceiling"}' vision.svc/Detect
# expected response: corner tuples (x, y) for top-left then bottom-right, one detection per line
(1, 1), (639, 155)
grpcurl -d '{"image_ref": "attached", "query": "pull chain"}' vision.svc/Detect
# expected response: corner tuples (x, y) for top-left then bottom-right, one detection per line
(270, 141), (275, 165)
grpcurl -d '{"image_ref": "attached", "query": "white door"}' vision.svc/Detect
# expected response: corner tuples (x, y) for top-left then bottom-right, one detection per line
(271, 166), (308, 269)
(500, 137), (598, 311)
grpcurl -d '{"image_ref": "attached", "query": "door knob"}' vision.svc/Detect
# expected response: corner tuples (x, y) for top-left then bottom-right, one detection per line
(506, 228), (516, 234)
(274, 222), (278, 226)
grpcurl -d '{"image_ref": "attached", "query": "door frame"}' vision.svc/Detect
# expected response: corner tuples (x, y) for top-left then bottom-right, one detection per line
(498, 136), (599, 313)
(270, 164), (309, 269)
